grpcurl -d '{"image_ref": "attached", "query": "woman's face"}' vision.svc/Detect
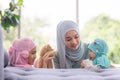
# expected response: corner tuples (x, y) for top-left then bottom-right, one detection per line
(65, 30), (80, 50)
(89, 51), (96, 60)
(28, 47), (36, 65)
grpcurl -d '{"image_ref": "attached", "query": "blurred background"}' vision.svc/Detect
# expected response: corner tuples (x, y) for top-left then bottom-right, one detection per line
(0, 0), (120, 64)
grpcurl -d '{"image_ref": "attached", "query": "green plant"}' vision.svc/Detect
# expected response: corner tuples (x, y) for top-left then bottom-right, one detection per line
(0, 0), (23, 32)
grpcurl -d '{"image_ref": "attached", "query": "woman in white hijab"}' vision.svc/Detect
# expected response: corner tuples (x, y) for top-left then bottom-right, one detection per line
(53, 20), (90, 69)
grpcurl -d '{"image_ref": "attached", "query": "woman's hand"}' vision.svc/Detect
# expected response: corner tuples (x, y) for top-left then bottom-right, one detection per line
(81, 59), (93, 69)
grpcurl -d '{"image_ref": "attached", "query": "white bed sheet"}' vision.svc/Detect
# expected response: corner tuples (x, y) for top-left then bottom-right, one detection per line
(4, 67), (120, 80)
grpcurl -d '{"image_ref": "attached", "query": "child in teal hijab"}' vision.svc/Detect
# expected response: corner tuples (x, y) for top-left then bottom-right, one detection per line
(81, 38), (111, 69)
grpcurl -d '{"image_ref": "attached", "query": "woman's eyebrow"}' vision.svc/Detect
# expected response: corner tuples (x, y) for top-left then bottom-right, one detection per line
(66, 36), (71, 38)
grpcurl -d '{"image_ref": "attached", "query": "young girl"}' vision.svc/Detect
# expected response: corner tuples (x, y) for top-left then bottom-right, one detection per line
(81, 38), (111, 69)
(9, 38), (36, 68)
(34, 44), (56, 68)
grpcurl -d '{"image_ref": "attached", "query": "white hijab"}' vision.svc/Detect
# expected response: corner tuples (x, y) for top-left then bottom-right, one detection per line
(56, 20), (85, 68)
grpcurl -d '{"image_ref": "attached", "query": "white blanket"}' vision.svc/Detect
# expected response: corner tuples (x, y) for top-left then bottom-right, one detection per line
(4, 67), (120, 80)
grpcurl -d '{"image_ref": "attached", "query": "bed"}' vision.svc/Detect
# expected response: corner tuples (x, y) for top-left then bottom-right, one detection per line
(4, 66), (120, 80)
(1, 25), (120, 80)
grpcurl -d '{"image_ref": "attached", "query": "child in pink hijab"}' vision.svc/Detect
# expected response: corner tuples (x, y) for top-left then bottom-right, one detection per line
(9, 38), (36, 68)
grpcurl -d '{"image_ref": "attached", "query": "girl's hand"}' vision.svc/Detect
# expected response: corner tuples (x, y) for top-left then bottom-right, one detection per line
(42, 50), (55, 63)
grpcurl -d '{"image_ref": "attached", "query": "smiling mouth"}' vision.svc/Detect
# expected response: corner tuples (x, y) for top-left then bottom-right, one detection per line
(72, 45), (78, 48)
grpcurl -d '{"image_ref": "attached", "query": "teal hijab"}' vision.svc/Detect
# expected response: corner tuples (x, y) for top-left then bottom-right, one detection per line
(88, 38), (110, 68)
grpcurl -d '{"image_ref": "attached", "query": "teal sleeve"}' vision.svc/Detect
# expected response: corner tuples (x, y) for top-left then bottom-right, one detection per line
(93, 55), (111, 68)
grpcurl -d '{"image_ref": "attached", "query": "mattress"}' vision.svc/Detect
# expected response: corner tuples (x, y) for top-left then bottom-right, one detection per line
(4, 67), (120, 80)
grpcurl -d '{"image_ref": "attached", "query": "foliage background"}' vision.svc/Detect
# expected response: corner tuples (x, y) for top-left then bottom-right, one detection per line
(81, 14), (120, 64)
(0, 1), (120, 64)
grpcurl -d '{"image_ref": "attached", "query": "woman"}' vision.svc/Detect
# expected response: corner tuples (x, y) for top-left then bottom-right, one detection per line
(53, 20), (90, 68)
(9, 38), (36, 68)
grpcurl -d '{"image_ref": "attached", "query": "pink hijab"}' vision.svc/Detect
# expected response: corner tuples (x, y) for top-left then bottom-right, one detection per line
(9, 38), (36, 68)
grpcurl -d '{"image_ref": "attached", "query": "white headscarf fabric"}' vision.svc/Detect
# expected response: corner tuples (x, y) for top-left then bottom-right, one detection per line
(56, 20), (85, 68)
(0, 25), (4, 80)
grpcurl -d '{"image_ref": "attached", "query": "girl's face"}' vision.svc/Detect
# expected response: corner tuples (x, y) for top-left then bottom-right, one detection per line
(28, 47), (36, 65)
(65, 30), (80, 50)
(89, 51), (96, 60)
